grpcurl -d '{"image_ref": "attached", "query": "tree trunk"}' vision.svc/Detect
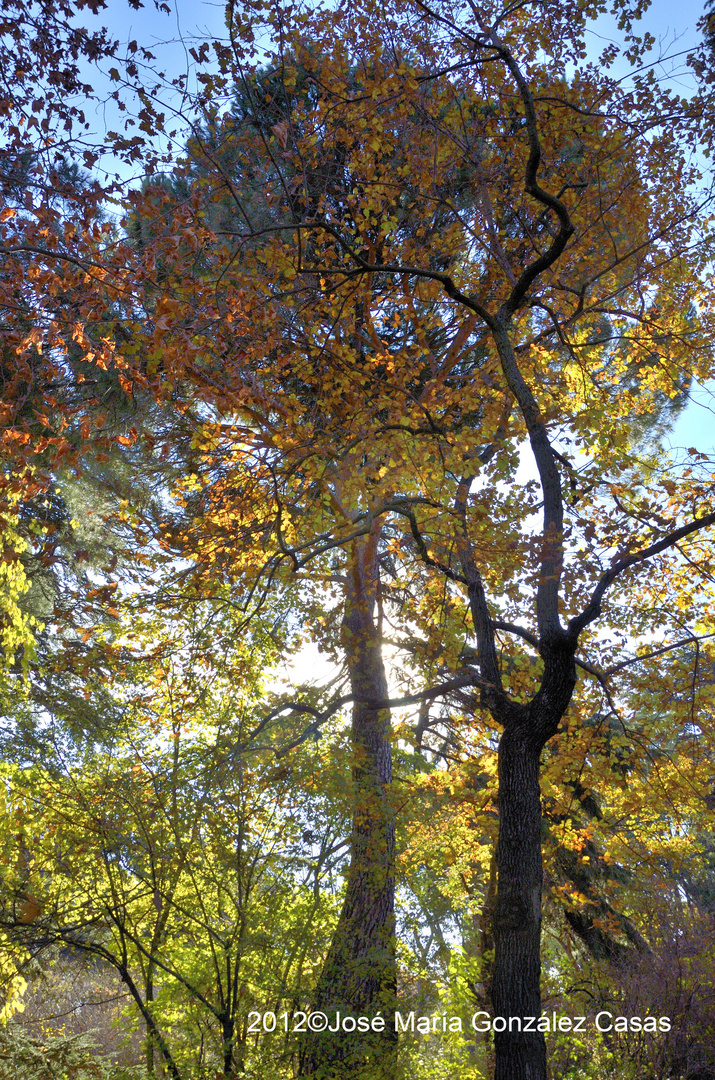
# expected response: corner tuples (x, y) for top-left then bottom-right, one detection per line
(222, 1015), (236, 1077)
(491, 726), (547, 1080)
(145, 975), (156, 1077)
(301, 530), (397, 1080)
(490, 640), (577, 1080)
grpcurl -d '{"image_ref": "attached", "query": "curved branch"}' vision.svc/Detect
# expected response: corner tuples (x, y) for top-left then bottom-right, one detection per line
(219, 220), (496, 327)
(455, 474), (502, 697)
(570, 511), (715, 637)
(383, 498), (468, 584)
(265, 673), (498, 759)
(492, 321), (565, 641)
(493, 618), (614, 693)
(604, 630), (715, 676)
(473, 22), (574, 317)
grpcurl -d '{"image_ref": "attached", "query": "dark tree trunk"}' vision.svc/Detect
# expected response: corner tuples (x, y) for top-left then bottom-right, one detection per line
(301, 530), (397, 1080)
(490, 641), (577, 1080)
(145, 976), (156, 1077)
(491, 727), (547, 1080)
(222, 1015), (236, 1077)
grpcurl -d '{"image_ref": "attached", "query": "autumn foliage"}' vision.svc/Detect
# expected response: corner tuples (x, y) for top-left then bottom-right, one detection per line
(2, 2), (715, 1080)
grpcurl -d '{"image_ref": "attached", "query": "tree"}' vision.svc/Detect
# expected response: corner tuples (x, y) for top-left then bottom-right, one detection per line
(106, 3), (715, 1078)
(0, 590), (353, 1079)
(4, 2), (715, 1079)
(0, 0), (178, 567)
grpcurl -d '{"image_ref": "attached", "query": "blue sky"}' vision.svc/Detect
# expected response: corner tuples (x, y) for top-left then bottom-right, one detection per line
(592, 0), (705, 52)
(620, 1), (715, 457)
(94, 0), (710, 91)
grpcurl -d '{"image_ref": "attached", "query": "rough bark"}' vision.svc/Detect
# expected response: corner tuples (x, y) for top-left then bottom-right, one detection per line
(488, 637), (577, 1080)
(491, 726), (547, 1080)
(300, 528), (396, 1080)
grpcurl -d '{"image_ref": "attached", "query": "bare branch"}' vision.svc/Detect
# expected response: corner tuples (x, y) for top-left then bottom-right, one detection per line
(246, 674), (496, 760)
(604, 631), (715, 676)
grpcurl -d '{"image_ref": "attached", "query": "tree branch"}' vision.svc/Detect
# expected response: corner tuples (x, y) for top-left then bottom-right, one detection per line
(244, 674), (497, 760)
(569, 511), (715, 637)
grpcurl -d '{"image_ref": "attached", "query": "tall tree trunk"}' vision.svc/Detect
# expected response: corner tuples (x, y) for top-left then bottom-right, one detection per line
(489, 643), (577, 1080)
(301, 527), (397, 1080)
(491, 726), (547, 1080)
(222, 1015), (236, 1077)
(145, 975), (156, 1077)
